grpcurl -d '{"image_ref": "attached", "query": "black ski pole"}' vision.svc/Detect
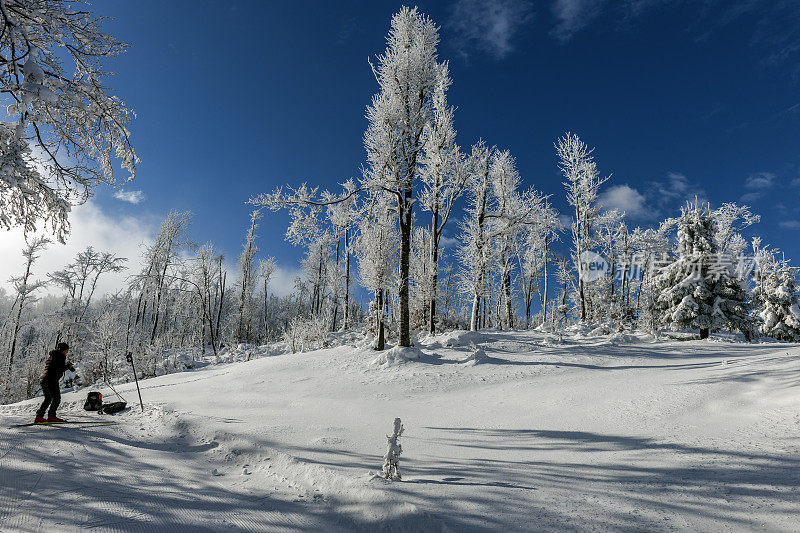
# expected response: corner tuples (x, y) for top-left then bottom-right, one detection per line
(126, 352), (144, 412)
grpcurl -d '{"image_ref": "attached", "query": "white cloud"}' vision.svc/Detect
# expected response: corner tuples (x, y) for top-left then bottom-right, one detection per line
(113, 188), (146, 204)
(558, 213), (572, 229)
(654, 172), (706, 206)
(439, 235), (460, 248)
(449, 0), (533, 59)
(598, 184), (648, 219)
(790, 177), (800, 188)
(744, 171), (775, 189)
(0, 200), (155, 297)
(268, 265), (302, 298)
(778, 220), (800, 230)
(740, 191), (765, 203)
(551, 0), (607, 43)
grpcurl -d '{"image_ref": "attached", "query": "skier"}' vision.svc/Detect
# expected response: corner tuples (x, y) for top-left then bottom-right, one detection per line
(34, 342), (75, 423)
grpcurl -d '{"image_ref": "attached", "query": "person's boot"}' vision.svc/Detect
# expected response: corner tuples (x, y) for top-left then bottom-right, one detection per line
(46, 415), (65, 423)
(34, 415), (47, 424)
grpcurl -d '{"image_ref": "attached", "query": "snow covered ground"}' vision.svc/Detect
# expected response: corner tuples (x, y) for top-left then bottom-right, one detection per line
(2, 329), (799, 532)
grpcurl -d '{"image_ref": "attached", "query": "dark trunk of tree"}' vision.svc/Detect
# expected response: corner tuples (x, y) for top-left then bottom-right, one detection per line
(344, 228), (350, 330)
(398, 197), (412, 347)
(699, 328), (709, 339)
(376, 290), (385, 351)
(502, 251), (512, 330)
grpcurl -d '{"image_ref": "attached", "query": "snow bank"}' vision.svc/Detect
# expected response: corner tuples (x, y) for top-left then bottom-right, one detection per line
(461, 345), (489, 365)
(371, 345), (424, 367)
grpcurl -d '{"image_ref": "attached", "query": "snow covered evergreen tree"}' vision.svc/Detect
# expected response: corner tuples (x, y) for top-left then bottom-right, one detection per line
(752, 240), (800, 341)
(654, 201), (754, 340)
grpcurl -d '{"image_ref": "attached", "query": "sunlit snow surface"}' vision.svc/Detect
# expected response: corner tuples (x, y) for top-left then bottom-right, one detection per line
(2, 329), (799, 531)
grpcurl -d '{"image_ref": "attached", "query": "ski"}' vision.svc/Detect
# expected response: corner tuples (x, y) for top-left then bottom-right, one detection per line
(9, 420), (117, 428)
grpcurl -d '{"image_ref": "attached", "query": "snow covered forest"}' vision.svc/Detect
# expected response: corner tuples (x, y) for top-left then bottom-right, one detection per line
(2, 5), (800, 405)
(2, 2), (800, 531)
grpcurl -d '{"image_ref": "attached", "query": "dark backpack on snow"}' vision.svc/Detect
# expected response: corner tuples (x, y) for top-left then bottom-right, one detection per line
(84, 392), (103, 411)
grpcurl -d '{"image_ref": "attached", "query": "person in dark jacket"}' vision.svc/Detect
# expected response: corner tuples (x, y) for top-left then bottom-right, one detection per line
(34, 342), (75, 423)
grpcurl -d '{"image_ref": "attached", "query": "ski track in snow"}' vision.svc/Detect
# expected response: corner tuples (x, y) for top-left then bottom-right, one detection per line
(1, 329), (799, 531)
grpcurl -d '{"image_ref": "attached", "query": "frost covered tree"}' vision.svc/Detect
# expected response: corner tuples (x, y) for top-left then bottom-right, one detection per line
(752, 240), (800, 341)
(355, 193), (398, 350)
(458, 141), (494, 331)
(258, 256), (276, 341)
(409, 227), (434, 329)
(490, 150), (520, 329)
(487, 150), (544, 329)
(590, 209), (625, 324)
(3, 235), (49, 390)
(49, 246), (126, 345)
(654, 201), (753, 340)
(250, 181), (359, 334)
(0, 0), (138, 241)
(129, 211), (192, 348)
(459, 145), (543, 330)
(713, 203), (760, 257)
(557, 133), (609, 321)
(185, 242), (226, 358)
(252, 7), (453, 345)
(514, 198), (560, 327)
(236, 210), (261, 343)
(418, 63), (467, 333)
(363, 7), (444, 347)
(325, 179), (359, 330)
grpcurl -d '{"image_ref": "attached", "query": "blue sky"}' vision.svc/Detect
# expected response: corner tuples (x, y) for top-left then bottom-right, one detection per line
(16, 0), (800, 289)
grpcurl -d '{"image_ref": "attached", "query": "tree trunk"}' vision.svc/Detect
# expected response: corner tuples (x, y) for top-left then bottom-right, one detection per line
(699, 328), (709, 339)
(398, 203), (412, 347)
(264, 278), (269, 344)
(376, 290), (385, 351)
(542, 239), (549, 327)
(344, 227), (350, 330)
(525, 278), (533, 327)
(502, 250), (512, 330)
(428, 207), (440, 334)
(470, 293), (480, 331)
(332, 238), (340, 332)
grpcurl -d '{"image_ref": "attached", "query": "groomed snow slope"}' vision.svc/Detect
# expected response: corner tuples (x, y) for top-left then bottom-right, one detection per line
(2, 330), (799, 532)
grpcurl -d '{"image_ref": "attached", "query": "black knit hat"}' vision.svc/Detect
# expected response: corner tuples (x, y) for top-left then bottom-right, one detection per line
(56, 342), (69, 352)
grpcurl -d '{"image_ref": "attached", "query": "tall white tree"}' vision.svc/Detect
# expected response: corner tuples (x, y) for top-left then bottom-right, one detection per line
(418, 62), (467, 333)
(4, 235), (49, 390)
(49, 246), (126, 352)
(556, 132), (609, 321)
(514, 197), (560, 327)
(236, 210), (262, 343)
(458, 141), (494, 331)
(326, 180), (359, 330)
(355, 192), (398, 350)
(362, 6), (444, 346)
